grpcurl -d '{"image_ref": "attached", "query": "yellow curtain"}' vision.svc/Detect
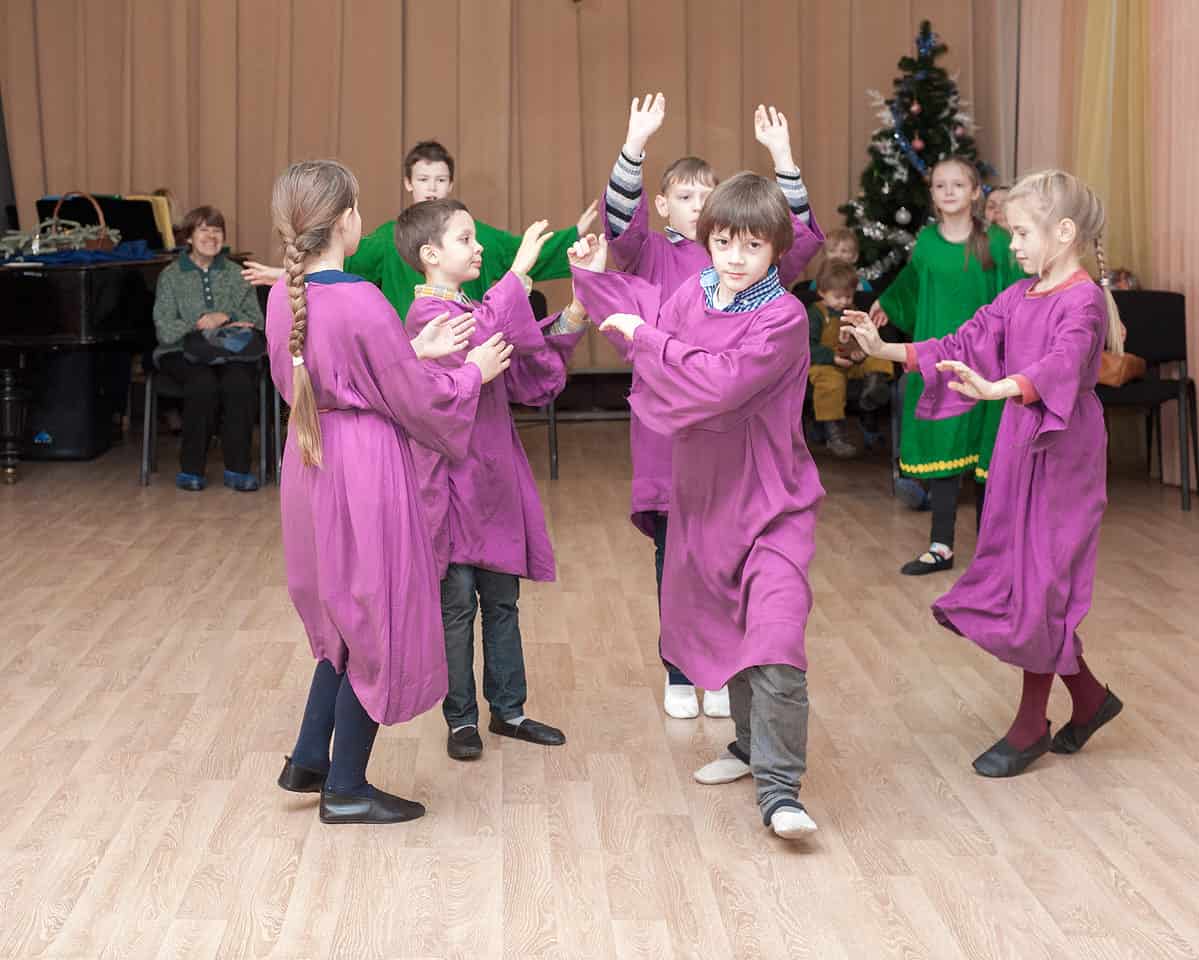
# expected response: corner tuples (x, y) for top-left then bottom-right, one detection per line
(1072, 0), (1150, 276)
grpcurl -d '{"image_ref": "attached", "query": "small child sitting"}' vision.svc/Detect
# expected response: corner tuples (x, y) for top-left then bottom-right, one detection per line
(807, 261), (892, 458)
(808, 227), (873, 293)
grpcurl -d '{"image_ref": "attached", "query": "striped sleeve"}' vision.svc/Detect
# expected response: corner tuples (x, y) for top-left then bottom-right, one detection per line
(605, 150), (645, 239)
(775, 168), (811, 224)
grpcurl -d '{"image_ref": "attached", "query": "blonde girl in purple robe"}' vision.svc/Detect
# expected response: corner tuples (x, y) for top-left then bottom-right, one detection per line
(847, 170), (1124, 778)
(267, 160), (512, 824)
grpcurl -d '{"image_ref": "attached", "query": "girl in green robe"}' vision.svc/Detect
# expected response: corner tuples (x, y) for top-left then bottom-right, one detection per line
(873, 157), (1023, 576)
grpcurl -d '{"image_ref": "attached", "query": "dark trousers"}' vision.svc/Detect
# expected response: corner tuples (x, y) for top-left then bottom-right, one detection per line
(651, 512), (693, 686)
(290, 659), (380, 795)
(157, 353), (256, 475)
(441, 564), (527, 728)
(928, 473), (987, 548)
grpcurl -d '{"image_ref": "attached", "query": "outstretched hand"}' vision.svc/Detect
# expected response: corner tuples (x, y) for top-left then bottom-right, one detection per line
(412, 311), (476, 361)
(511, 220), (553, 277)
(575, 199), (599, 237)
(936, 360), (1010, 401)
(753, 104), (796, 169)
(568, 233), (608, 273)
(599, 312), (644, 342)
(842, 310), (884, 356)
(241, 260), (283, 286)
(625, 92), (666, 156)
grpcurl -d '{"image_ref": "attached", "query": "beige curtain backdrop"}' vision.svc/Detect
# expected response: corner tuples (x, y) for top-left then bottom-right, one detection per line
(1018, 0), (1194, 491)
(1, 0), (1018, 368)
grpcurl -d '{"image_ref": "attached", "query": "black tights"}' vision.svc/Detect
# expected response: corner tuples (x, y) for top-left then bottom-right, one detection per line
(928, 474), (986, 549)
(290, 659), (380, 794)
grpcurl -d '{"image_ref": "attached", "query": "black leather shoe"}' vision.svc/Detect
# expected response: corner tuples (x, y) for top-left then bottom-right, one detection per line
(973, 727), (1052, 778)
(1051, 689), (1123, 754)
(277, 756), (327, 793)
(319, 786), (425, 824)
(488, 715), (566, 746)
(901, 551), (954, 576)
(447, 725), (484, 761)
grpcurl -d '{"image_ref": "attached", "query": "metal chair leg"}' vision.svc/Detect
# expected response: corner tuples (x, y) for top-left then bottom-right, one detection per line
(140, 373), (154, 486)
(258, 370), (268, 484)
(548, 399), (559, 481)
(149, 379), (159, 475)
(1180, 386), (1192, 512)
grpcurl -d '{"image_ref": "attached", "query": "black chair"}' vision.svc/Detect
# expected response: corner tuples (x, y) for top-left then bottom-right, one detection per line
(139, 357), (276, 487)
(1096, 289), (1197, 511)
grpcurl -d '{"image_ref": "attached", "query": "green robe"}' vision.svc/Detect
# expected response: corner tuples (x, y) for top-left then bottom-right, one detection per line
(879, 224), (1024, 482)
(345, 217), (579, 323)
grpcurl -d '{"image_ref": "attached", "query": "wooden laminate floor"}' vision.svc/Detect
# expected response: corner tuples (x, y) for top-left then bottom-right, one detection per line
(1, 422), (1197, 960)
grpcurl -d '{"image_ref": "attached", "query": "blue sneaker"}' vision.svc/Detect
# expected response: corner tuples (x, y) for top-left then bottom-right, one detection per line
(223, 470), (260, 492)
(175, 472), (206, 491)
(895, 477), (931, 511)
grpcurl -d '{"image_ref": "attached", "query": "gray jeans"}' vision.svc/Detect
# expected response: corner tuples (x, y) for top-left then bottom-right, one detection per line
(727, 664), (810, 823)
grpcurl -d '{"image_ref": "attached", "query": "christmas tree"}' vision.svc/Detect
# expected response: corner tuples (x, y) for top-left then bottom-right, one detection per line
(839, 21), (996, 284)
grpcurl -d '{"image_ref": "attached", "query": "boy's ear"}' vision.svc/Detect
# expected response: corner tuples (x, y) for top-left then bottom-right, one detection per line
(419, 242), (439, 268)
(654, 193), (670, 220)
(403, 178), (414, 195)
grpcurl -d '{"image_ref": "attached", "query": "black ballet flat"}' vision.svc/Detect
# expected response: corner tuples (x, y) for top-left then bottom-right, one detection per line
(488, 715), (566, 746)
(277, 756), (327, 793)
(319, 787), (426, 825)
(972, 727), (1052, 778)
(1051, 689), (1123, 754)
(900, 551), (954, 576)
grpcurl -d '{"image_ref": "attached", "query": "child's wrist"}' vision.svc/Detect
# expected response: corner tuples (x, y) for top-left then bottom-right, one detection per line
(622, 140), (647, 160)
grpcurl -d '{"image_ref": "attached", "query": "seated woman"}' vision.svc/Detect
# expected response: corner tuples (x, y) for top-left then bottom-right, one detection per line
(152, 205), (265, 491)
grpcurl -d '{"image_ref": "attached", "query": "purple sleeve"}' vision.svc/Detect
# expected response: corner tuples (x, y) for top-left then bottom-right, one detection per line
(348, 293), (483, 461)
(602, 193), (652, 274)
(911, 289), (1014, 422)
(1013, 295), (1106, 449)
(503, 315), (587, 407)
(777, 210), (825, 288)
(628, 300), (807, 434)
(570, 267), (663, 364)
(470, 271), (541, 348)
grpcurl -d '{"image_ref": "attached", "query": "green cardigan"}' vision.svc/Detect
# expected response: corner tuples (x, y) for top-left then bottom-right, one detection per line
(345, 217), (579, 323)
(152, 253), (264, 361)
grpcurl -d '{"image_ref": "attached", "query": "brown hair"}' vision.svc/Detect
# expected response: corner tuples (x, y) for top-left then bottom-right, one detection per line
(659, 156), (718, 196)
(180, 205), (226, 241)
(270, 159), (360, 468)
(696, 172), (793, 261)
(393, 198), (470, 273)
(823, 227), (860, 257)
(816, 260), (859, 297)
(403, 140), (455, 181)
(930, 156), (995, 272)
(1007, 169), (1124, 354)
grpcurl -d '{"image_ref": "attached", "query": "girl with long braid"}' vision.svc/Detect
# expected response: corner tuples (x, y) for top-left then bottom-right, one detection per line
(266, 160), (512, 824)
(846, 169), (1125, 778)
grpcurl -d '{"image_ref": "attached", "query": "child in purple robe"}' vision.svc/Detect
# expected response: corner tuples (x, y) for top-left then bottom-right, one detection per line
(847, 169), (1125, 778)
(574, 171), (825, 840)
(267, 161), (512, 824)
(395, 199), (588, 762)
(602, 93), (824, 720)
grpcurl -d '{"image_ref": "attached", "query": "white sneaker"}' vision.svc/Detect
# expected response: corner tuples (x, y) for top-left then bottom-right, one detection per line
(693, 752), (752, 785)
(663, 681), (700, 719)
(770, 806), (818, 839)
(702, 685), (730, 718)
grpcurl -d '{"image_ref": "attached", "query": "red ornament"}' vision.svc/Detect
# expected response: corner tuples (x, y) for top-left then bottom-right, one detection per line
(910, 101), (922, 115)
(912, 137), (925, 151)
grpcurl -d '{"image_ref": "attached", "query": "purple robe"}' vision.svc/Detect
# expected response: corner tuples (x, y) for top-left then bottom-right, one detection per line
(600, 193), (824, 536)
(406, 271), (585, 581)
(911, 275), (1108, 674)
(573, 267), (825, 689)
(265, 273), (482, 725)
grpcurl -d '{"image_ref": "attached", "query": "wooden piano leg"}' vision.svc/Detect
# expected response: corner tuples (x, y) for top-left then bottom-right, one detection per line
(0, 368), (28, 484)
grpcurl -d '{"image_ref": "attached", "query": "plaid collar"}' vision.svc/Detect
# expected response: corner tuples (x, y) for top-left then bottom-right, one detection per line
(699, 265), (785, 313)
(413, 282), (471, 306)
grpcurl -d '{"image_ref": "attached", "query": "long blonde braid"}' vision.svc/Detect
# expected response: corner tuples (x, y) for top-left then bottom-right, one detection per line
(270, 160), (360, 467)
